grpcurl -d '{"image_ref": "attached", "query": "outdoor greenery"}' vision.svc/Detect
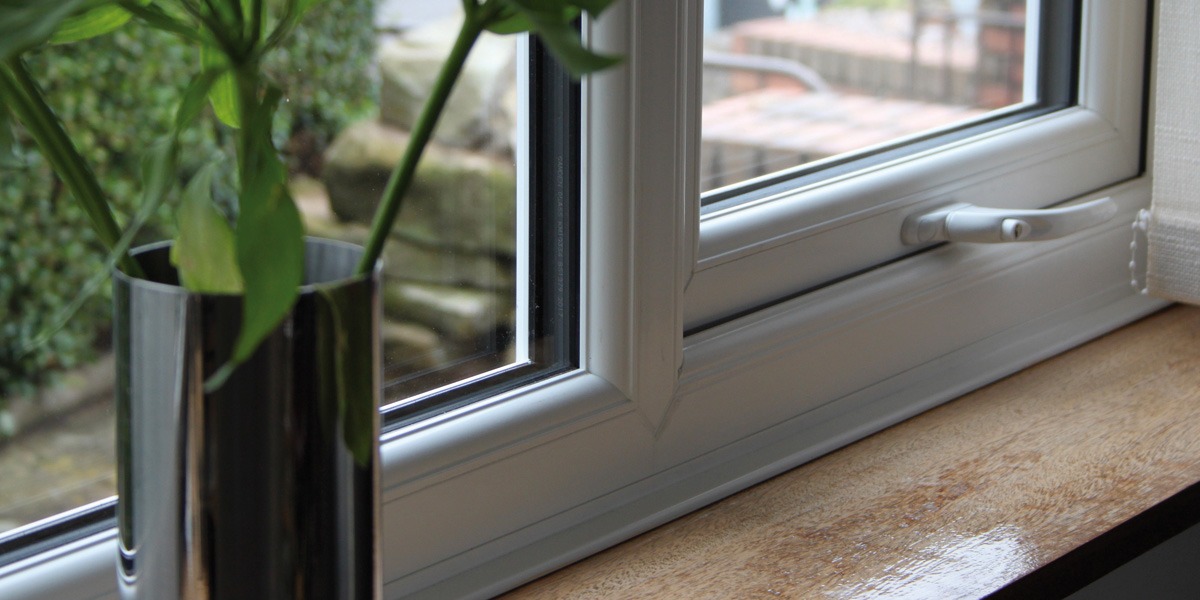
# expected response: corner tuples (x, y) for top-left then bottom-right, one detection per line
(0, 0), (375, 400)
(1, 0), (617, 396)
(262, 0), (377, 176)
(0, 176), (106, 401)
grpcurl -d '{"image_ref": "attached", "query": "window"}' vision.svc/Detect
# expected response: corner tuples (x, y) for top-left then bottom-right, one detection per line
(0, 1), (1159, 599)
(0, 0), (573, 568)
(378, 31), (580, 427)
(687, 0), (1144, 329)
(701, 0), (1060, 196)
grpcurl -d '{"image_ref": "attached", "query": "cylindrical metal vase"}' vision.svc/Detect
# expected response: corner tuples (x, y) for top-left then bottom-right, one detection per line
(113, 238), (381, 599)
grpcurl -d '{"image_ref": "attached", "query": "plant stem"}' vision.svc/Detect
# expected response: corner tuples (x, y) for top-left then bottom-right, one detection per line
(234, 60), (259, 184)
(354, 11), (489, 274)
(246, 0), (263, 53)
(0, 57), (144, 277)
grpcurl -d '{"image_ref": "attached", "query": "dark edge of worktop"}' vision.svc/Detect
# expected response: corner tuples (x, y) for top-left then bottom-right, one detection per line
(987, 479), (1200, 600)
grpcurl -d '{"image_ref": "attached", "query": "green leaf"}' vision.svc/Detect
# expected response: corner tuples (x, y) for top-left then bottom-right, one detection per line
(49, 4), (132, 45)
(484, 6), (532, 35)
(137, 135), (177, 212)
(486, 0), (620, 77)
(0, 106), (22, 168)
(205, 86), (304, 391)
(175, 68), (223, 130)
(170, 70), (242, 294)
(117, 0), (201, 42)
(201, 45), (240, 128)
(504, 0), (579, 19)
(171, 163), (243, 293)
(262, 0), (325, 53)
(317, 281), (377, 468)
(0, 0), (90, 59)
(242, 0), (265, 43)
(515, 6), (621, 77)
(204, 0), (241, 30)
(0, 56), (140, 274)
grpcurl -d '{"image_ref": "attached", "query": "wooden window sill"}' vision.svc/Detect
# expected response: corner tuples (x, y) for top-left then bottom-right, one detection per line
(504, 305), (1200, 598)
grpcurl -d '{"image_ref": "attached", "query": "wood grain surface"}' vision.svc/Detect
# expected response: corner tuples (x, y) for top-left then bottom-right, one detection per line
(503, 305), (1200, 599)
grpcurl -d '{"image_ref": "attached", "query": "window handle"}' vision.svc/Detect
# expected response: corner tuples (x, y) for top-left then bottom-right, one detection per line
(901, 197), (1118, 245)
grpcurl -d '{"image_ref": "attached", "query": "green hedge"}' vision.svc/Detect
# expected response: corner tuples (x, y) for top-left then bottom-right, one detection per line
(0, 0), (376, 401)
(0, 169), (108, 401)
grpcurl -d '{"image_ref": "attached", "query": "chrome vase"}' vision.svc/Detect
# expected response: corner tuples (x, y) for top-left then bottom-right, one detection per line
(113, 238), (381, 599)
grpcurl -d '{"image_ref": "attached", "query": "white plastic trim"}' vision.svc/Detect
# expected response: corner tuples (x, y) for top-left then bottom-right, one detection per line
(394, 178), (1163, 600)
(379, 371), (630, 497)
(579, 0), (693, 429)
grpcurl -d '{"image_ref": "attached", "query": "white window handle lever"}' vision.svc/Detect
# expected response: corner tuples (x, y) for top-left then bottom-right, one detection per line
(901, 197), (1118, 245)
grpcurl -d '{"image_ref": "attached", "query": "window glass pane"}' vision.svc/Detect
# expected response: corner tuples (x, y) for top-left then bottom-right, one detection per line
(702, 0), (1038, 194)
(344, 3), (524, 408)
(0, 0), (532, 539)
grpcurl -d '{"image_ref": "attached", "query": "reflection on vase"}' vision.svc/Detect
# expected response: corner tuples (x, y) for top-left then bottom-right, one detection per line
(115, 239), (381, 600)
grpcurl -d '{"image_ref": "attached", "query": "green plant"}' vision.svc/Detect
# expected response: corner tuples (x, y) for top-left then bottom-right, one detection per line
(0, 0), (618, 389)
(0, 2), (374, 399)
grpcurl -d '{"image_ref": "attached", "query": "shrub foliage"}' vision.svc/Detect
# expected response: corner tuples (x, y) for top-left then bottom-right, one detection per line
(0, 0), (375, 400)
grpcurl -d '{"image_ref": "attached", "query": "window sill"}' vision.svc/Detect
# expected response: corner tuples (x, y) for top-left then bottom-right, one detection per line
(503, 305), (1200, 598)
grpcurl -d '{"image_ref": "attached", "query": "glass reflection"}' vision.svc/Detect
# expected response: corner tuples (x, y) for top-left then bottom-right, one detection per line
(702, 0), (1032, 192)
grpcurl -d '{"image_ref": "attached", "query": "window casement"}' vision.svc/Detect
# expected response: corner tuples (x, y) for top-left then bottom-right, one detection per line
(688, 0), (1148, 330)
(0, 1), (1162, 599)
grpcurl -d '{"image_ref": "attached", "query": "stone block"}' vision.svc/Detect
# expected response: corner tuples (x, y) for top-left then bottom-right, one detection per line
(305, 209), (514, 292)
(383, 281), (513, 346)
(377, 15), (516, 152)
(322, 120), (518, 256)
(381, 320), (445, 376)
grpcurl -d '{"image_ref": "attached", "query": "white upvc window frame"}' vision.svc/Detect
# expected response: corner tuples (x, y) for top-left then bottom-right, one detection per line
(689, 0), (1149, 328)
(0, 2), (1163, 599)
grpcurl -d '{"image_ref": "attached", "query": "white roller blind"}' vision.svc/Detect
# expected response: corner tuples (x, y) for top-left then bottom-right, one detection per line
(1147, 0), (1200, 303)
